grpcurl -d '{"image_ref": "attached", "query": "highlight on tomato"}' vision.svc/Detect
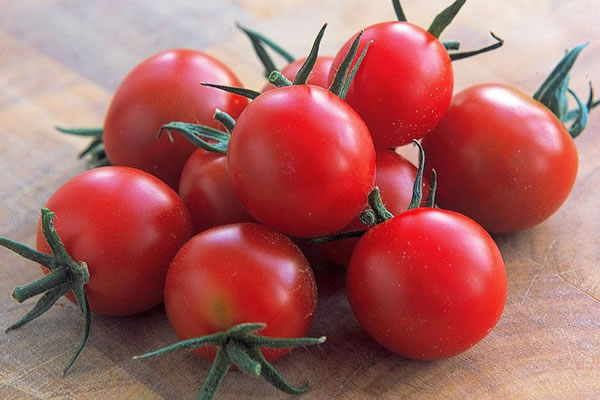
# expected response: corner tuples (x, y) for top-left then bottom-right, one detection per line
(135, 223), (323, 399)
(345, 142), (507, 359)
(422, 43), (598, 233)
(0, 166), (193, 373)
(329, 0), (503, 148)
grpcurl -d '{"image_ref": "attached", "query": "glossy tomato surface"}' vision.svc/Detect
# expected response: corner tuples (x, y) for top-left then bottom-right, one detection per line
(36, 166), (193, 316)
(179, 149), (253, 233)
(422, 84), (579, 233)
(321, 150), (429, 267)
(329, 22), (453, 148)
(228, 85), (376, 238)
(262, 56), (334, 91)
(347, 208), (507, 360)
(104, 49), (249, 189)
(164, 223), (317, 361)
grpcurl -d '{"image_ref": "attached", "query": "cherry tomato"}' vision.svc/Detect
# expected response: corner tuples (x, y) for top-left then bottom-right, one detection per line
(164, 223), (317, 361)
(422, 84), (579, 233)
(178, 149), (253, 233)
(329, 22), (453, 148)
(104, 49), (249, 189)
(321, 150), (429, 267)
(261, 56), (334, 92)
(36, 166), (193, 316)
(227, 85), (376, 238)
(347, 208), (507, 360)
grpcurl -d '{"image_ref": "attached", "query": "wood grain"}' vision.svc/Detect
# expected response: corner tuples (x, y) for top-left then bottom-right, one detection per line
(1, 1), (599, 399)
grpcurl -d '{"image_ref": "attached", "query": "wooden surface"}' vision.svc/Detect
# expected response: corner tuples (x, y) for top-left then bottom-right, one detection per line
(1, 1), (599, 399)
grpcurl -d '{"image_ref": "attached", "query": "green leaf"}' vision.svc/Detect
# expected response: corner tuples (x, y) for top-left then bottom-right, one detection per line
(428, 0), (467, 39)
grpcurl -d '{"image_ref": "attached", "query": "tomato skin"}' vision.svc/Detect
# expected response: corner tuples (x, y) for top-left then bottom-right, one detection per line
(329, 22), (453, 148)
(321, 150), (428, 267)
(347, 208), (507, 360)
(36, 166), (193, 316)
(422, 84), (579, 233)
(103, 49), (249, 189)
(261, 56), (334, 92)
(164, 223), (317, 361)
(178, 149), (253, 233)
(228, 85), (376, 238)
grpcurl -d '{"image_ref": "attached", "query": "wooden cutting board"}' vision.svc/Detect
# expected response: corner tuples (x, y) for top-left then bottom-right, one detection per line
(1, 1), (599, 398)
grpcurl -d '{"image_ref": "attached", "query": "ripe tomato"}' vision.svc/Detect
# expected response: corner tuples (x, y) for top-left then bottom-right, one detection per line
(36, 166), (193, 316)
(227, 85), (376, 238)
(178, 149), (253, 233)
(164, 223), (317, 361)
(329, 22), (453, 148)
(422, 84), (579, 233)
(261, 56), (334, 91)
(321, 150), (429, 267)
(347, 208), (507, 360)
(103, 49), (249, 189)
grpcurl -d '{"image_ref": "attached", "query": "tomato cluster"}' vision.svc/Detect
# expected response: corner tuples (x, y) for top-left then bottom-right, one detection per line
(1, 1), (596, 399)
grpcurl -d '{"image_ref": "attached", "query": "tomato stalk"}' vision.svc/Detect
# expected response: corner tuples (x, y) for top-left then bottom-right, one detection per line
(201, 25), (371, 101)
(134, 322), (325, 400)
(159, 110), (235, 154)
(311, 140), (438, 244)
(237, 23), (296, 78)
(0, 208), (91, 375)
(532, 43), (598, 138)
(56, 126), (110, 168)
(392, 0), (503, 61)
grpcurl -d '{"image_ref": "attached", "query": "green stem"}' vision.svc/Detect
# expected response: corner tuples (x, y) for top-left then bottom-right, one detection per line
(449, 32), (503, 61)
(213, 109), (236, 134)
(1, 208), (91, 374)
(330, 31), (364, 97)
(407, 140), (426, 210)
(340, 40), (373, 100)
(427, 0), (467, 39)
(293, 23), (327, 85)
(443, 41), (460, 50)
(268, 71), (293, 87)
(198, 348), (232, 400)
(159, 122), (230, 154)
(135, 322), (325, 399)
(12, 268), (71, 303)
(201, 83), (261, 100)
(55, 126), (103, 137)
(368, 187), (395, 222)
(236, 23), (295, 63)
(392, 0), (408, 22)
(308, 230), (367, 244)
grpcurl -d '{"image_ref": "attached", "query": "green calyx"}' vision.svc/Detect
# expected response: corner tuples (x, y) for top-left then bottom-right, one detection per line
(393, 1), (503, 61)
(533, 43), (598, 138)
(309, 141), (438, 244)
(134, 322), (326, 400)
(0, 208), (91, 375)
(158, 109), (236, 154)
(206, 24), (371, 101)
(237, 23), (295, 78)
(56, 126), (110, 168)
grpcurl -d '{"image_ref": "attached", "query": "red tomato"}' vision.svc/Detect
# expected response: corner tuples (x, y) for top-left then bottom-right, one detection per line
(347, 208), (507, 360)
(422, 84), (579, 233)
(164, 223), (317, 361)
(329, 22), (453, 148)
(321, 150), (429, 267)
(178, 149), (253, 233)
(36, 166), (193, 316)
(103, 49), (249, 189)
(227, 85), (376, 238)
(261, 56), (334, 92)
